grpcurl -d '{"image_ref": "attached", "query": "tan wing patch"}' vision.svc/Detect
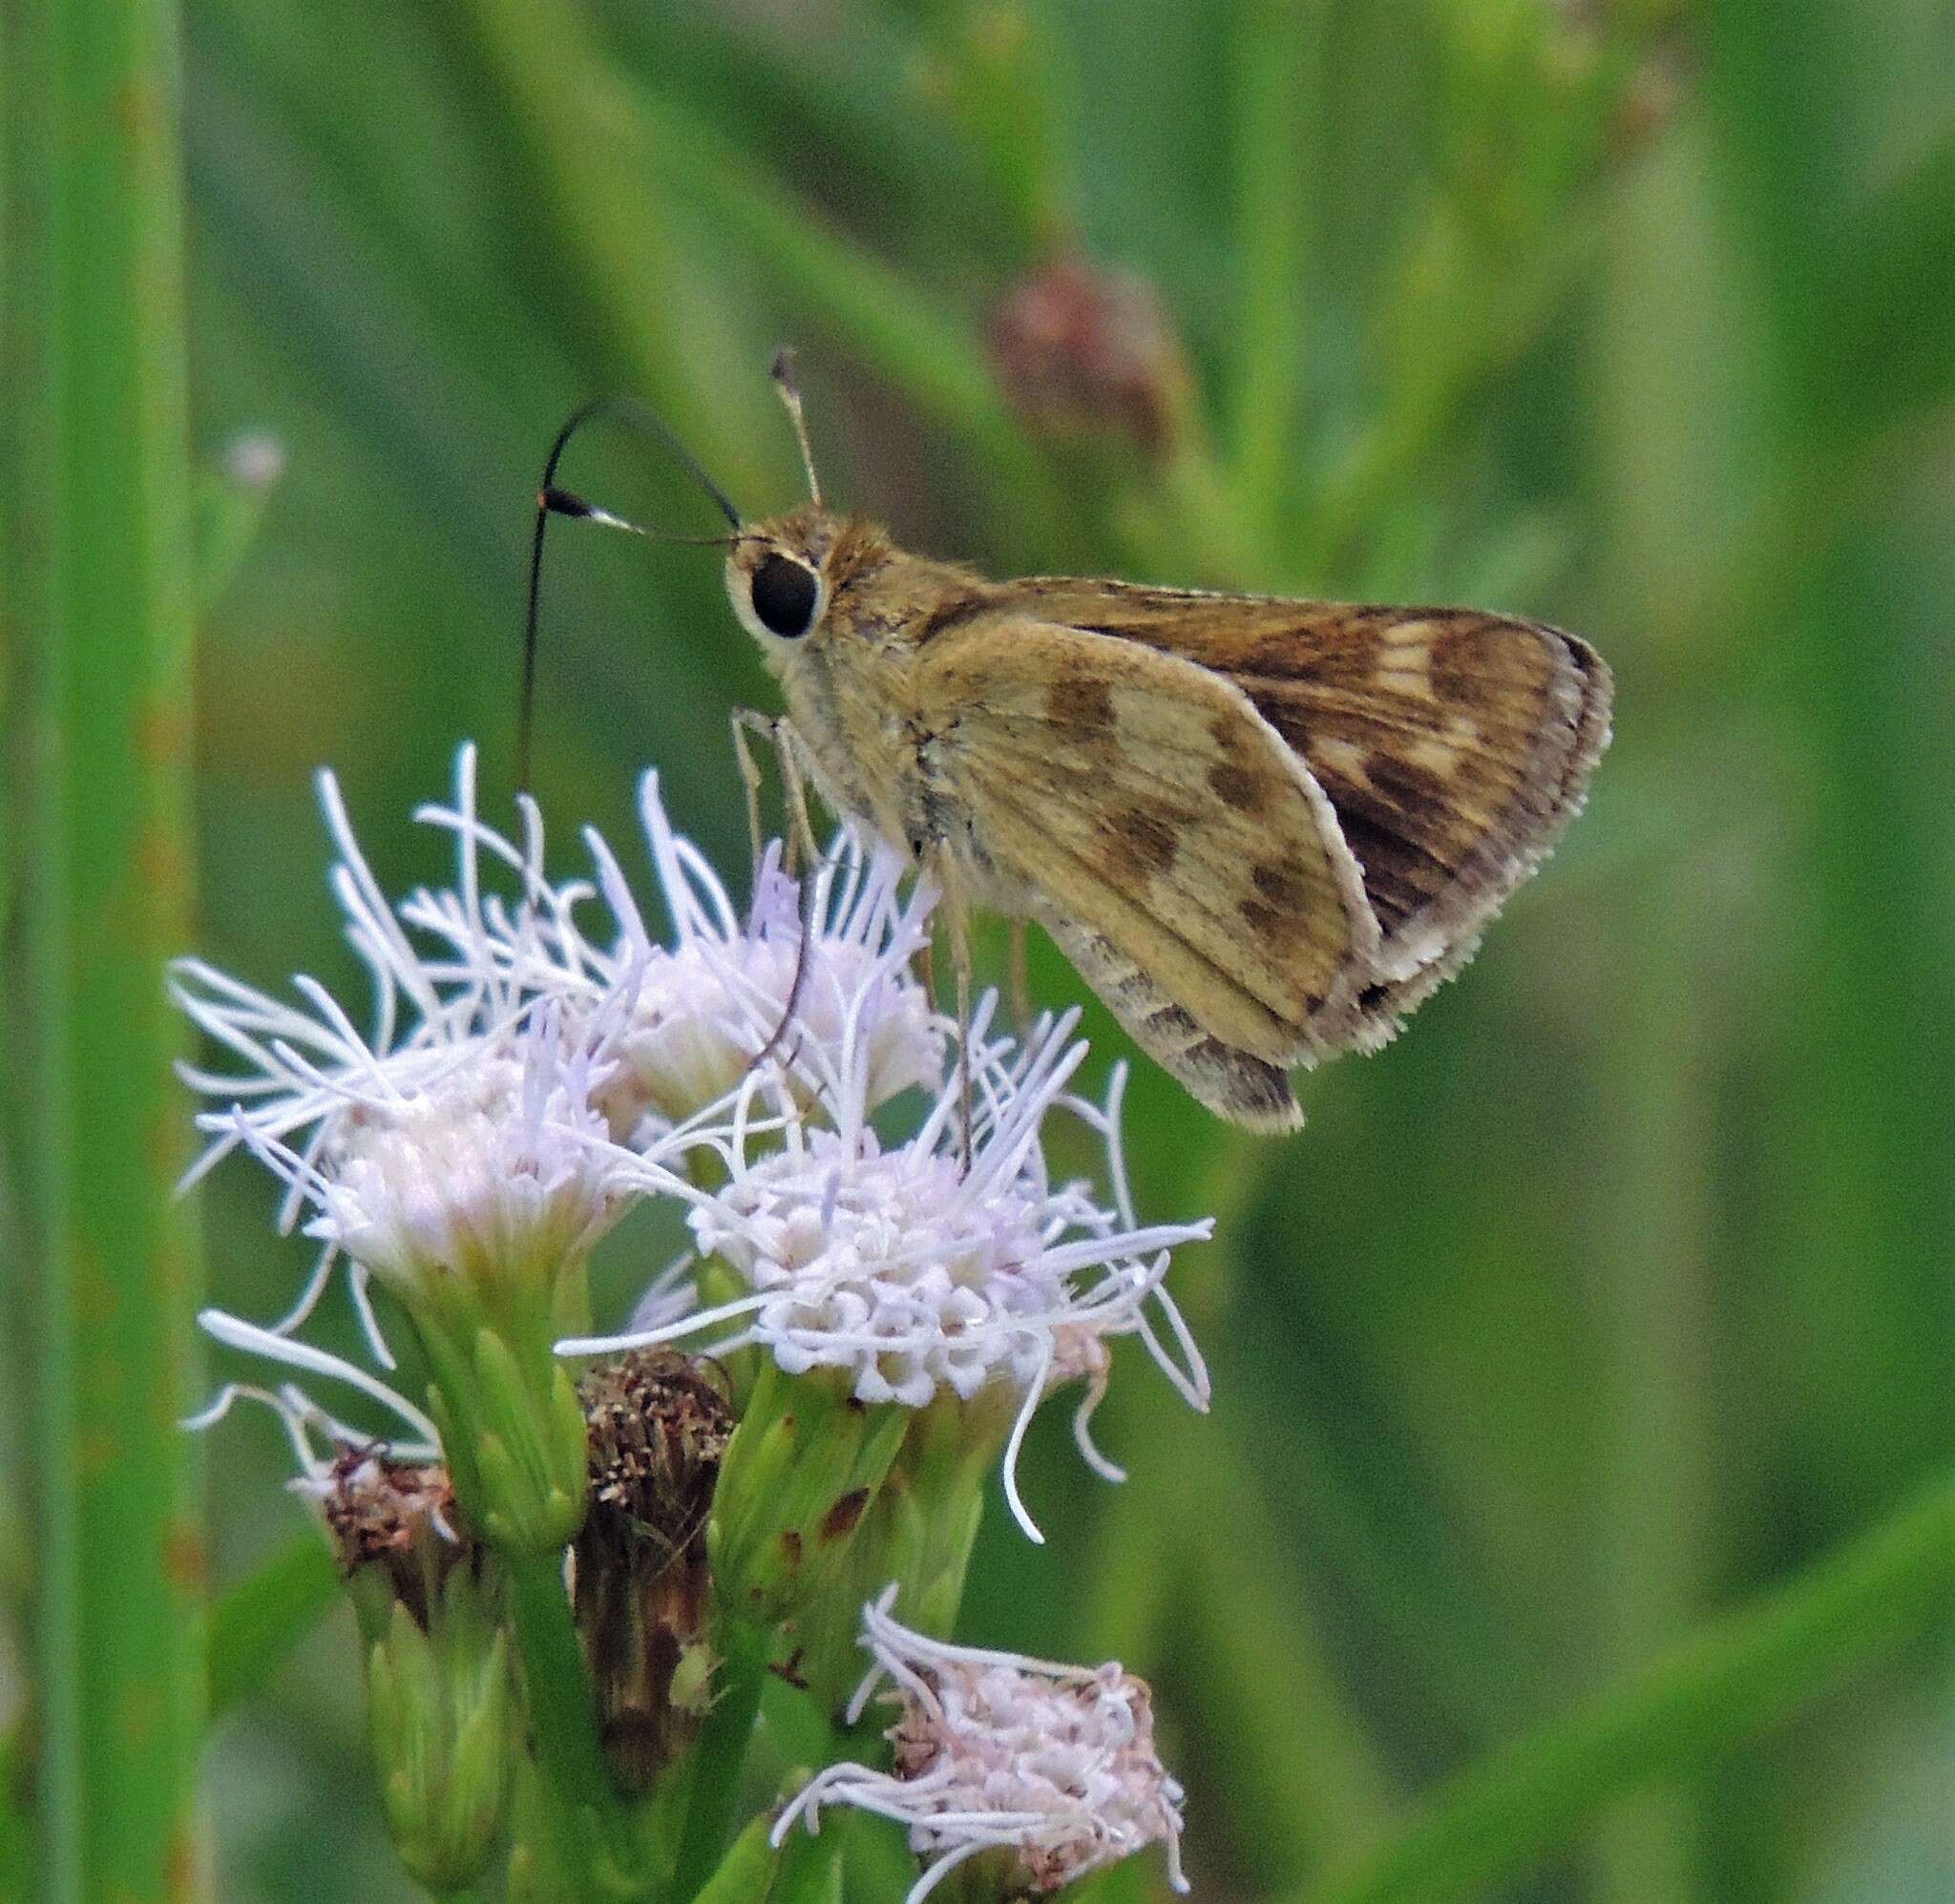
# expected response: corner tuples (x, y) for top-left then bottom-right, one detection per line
(916, 623), (1377, 1068)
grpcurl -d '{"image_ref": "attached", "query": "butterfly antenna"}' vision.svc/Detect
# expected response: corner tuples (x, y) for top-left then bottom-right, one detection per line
(770, 347), (823, 509)
(521, 396), (743, 793)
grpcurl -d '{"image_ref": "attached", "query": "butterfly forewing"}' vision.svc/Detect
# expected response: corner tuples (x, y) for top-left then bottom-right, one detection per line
(994, 581), (1612, 1017)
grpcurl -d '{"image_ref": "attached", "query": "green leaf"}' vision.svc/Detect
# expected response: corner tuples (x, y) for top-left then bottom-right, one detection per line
(1301, 1468), (1955, 1904)
(206, 1537), (343, 1721)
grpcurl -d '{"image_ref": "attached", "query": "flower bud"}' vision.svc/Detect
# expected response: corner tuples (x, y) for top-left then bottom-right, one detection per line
(988, 255), (1194, 457)
(366, 1564), (516, 1893)
(707, 1361), (909, 1637)
(420, 1306), (594, 1557)
(790, 1387), (1013, 1715)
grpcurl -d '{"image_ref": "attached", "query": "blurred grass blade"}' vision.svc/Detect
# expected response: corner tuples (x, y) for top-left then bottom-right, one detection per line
(1185, 1443), (1398, 1880)
(447, 0), (1062, 546)
(194, 434), (285, 613)
(1301, 1468), (1955, 1904)
(206, 1538), (341, 1722)
(1228, 0), (1319, 549)
(1811, 133), (1955, 450)
(907, 2), (1071, 253)
(0, 1730), (28, 1901)
(10, 0), (206, 1896)
(632, 91), (1051, 504)
(441, 0), (722, 460)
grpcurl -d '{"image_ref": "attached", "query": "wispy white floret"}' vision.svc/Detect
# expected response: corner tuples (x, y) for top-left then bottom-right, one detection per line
(187, 1312), (465, 1567)
(186, 1309), (443, 1483)
(409, 769), (945, 1136)
(773, 1585), (1188, 1901)
(559, 1001), (1211, 1540)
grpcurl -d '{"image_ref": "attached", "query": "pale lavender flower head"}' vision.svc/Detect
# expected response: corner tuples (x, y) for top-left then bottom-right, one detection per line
(773, 1585), (1188, 1901)
(560, 1001), (1211, 1541)
(171, 748), (725, 1350)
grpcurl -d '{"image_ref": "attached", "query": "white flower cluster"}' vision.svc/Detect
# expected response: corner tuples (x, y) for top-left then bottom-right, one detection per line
(181, 747), (1209, 1533)
(775, 1586), (1188, 1901)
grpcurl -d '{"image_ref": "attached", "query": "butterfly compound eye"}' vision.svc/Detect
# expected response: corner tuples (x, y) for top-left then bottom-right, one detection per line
(750, 553), (820, 638)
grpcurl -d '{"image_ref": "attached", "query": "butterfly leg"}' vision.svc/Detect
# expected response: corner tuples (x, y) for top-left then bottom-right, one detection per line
(1007, 917), (1032, 1031)
(920, 843), (977, 1172)
(954, 911), (975, 1173)
(729, 707), (823, 875)
(730, 708), (825, 1082)
(729, 707), (770, 880)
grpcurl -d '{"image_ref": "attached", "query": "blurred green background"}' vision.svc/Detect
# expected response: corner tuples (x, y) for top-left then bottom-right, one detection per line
(8, 0), (1955, 1898)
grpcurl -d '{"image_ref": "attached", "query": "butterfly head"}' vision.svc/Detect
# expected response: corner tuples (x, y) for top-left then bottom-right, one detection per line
(725, 506), (836, 650)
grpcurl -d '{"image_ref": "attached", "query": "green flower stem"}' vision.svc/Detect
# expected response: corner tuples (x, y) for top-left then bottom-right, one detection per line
(1301, 1467), (1955, 1904)
(504, 1549), (641, 1895)
(12, 0), (206, 1895)
(670, 1617), (771, 1902)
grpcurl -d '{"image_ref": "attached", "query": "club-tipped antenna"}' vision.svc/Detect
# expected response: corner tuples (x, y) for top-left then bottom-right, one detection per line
(521, 396), (743, 792)
(770, 347), (822, 508)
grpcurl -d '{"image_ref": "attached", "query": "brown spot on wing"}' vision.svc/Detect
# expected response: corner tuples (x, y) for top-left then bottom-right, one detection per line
(1252, 863), (1309, 910)
(1431, 619), (1504, 705)
(1206, 707), (1279, 814)
(1209, 759), (1267, 811)
(1302, 762), (1453, 931)
(913, 590), (992, 642)
(1365, 754), (1450, 817)
(1240, 897), (1284, 946)
(1245, 611), (1394, 680)
(1107, 801), (1182, 879)
(1047, 677), (1116, 729)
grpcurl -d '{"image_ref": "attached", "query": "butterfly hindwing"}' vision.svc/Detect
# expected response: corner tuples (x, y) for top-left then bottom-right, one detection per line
(914, 619), (1379, 1079)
